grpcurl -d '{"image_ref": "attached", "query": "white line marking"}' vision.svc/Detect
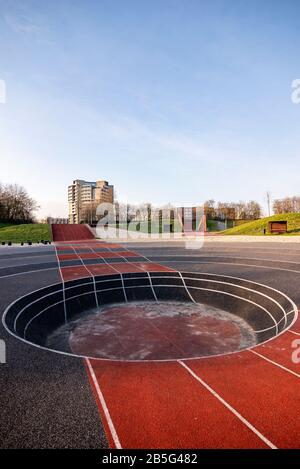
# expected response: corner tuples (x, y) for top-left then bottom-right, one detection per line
(104, 244), (165, 302)
(119, 273), (128, 302)
(70, 246), (99, 308)
(23, 299), (63, 338)
(178, 360), (277, 449)
(144, 246), (300, 255)
(5, 272), (297, 361)
(3, 285), (274, 361)
(156, 259), (300, 275)
(54, 243), (67, 323)
(178, 272), (196, 303)
(14, 289), (60, 332)
(184, 285), (279, 334)
(85, 358), (122, 449)
(180, 272), (297, 308)
(2, 284), (295, 363)
(255, 310), (295, 333)
(99, 247), (290, 329)
(181, 275), (287, 327)
(2, 247), (298, 364)
(148, 254), (300, 266)
(250, 350), (300, 379)
(0, 266), (57, 279)
(54, 282), (277, 334)
(288, 329), (300, 336)
(147, 271), (158, 301)
(0, 257), (56, 271)
(2, 262), (295, 331)
(87, 245), (128, 304)
(88, 244), (149, 301)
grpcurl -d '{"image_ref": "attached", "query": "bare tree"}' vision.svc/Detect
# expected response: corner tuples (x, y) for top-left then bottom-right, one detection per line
(0, 183), (38, 222)
(273, 196), (300, 214)
(81, 201), (98, 224)
(209, 200), (261, 220)
(245, 200), (261, 219)
(204, 200), (216, 218)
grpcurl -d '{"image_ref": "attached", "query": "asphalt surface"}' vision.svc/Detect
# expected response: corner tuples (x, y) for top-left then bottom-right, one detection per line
(1, 240), (300, 448)
(0, 245), (106, 449)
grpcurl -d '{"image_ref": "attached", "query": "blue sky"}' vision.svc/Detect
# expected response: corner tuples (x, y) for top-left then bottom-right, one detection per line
(0, 0), (300, 217)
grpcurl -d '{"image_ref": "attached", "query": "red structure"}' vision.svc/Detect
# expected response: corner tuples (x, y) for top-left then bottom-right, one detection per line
(51, 224), (94, 241)
(268, 221), (288, 234)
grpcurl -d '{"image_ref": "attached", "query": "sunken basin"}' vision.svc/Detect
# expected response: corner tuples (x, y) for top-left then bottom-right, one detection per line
(3, 272), (297, 361)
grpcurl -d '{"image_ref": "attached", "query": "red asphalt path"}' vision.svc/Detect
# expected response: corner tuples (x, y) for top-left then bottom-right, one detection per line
(52, 224), (300, 449)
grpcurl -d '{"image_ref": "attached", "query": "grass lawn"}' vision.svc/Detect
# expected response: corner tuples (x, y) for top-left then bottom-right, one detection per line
(222, 213), (300, 235)
(206, 219), (221, 231)
(0, 224), (52, 243)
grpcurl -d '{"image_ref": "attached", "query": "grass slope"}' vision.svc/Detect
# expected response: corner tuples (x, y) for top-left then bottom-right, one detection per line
(222, 213), (300, 235)
(207, 219), (221, 231)
(0, 224), (52, 243)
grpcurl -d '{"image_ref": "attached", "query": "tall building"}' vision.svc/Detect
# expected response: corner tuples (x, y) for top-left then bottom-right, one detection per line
(68, 179), (114, 224)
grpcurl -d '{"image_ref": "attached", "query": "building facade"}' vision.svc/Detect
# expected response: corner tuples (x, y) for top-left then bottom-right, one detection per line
(68, 179), (114, 224)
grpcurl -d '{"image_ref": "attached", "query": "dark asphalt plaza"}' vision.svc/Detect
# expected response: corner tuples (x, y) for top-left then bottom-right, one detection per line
(1, 239), (300, 448)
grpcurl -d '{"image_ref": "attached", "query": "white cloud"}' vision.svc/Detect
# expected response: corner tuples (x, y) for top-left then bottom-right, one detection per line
(4, 13), (42, 35)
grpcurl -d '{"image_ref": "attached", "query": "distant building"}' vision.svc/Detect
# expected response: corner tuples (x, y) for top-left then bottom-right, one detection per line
(46, 217), (69, 224)
(68, 179), (114, 224)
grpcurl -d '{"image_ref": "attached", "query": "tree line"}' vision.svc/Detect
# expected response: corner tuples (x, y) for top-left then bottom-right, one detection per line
(204, 200), (261, 220)
(273, 196), (300, 214)
(0, 183), (38, 223)
(80, 199), (263, 224)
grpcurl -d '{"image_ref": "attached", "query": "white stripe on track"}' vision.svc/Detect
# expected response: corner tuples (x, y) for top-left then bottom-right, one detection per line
(250, 350), (300, 379)
(85, 358), (122, 449)
(151, 258), (300, 275)
(178, 360), (277, 449)
(288, 329), (300, 336)
(146, 254), (300, 266)
(54, 244), (67, 323)
(87, 245), (128, 300)
(178, 272), (196, 303)
(0, 267), (57, 279)
(70, 246), (99, 308)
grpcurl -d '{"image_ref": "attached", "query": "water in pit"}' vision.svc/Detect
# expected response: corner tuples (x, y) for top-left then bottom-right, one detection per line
(46, 301), (257, 360)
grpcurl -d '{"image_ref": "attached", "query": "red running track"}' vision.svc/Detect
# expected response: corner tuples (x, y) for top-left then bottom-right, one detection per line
(52, 224), (300, 449)
(51, 223), (94, 241)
